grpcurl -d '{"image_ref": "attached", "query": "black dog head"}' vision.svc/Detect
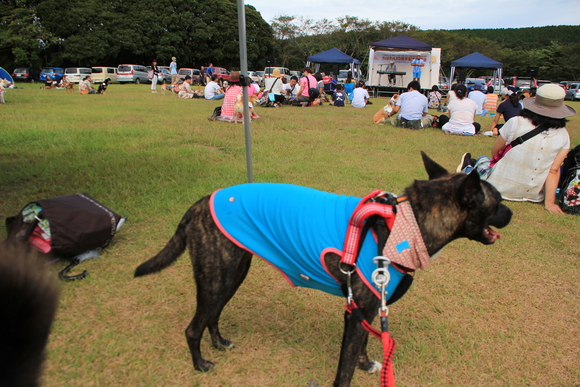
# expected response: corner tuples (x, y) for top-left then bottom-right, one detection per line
(405, 152), (512, 255)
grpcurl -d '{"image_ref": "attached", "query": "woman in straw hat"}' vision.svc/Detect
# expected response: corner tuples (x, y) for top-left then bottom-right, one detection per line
(457, 84), (576, 214)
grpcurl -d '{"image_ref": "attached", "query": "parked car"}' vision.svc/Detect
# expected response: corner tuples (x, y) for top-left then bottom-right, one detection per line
(438, 76), (449, 90)
(506, 76), (537, 90)
(117, 64), (149, 84)
(559, 81), (575, 90)
(247, 71), (261, 84)
(263, 67), (292, 85)
(64, 67), (92, 83)
(39, 67), (65, 83)
(565, 82), (580, 101)
(155, 67), (172, 84)
(536, 79), (552, 88)
(177, 68), (202, 84)
(289, 70), (302, 79)
(213, 67), (230, 84)
(465, 77), (486, 91)
(336, 69), (362, 83)
(12, 67), (39, 82)
(91, 67), (118, 83)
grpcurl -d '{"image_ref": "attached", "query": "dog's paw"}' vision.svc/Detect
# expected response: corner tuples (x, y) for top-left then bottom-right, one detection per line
(306, 381), (318, 387)
(195, 359), (216, 372)
(367, 360), (382, 374)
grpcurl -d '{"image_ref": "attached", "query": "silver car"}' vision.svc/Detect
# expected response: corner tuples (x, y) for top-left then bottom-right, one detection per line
(564, 82), (580, 101)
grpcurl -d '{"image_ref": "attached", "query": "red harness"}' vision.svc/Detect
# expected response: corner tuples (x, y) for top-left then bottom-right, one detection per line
(340, 190), (406, 387)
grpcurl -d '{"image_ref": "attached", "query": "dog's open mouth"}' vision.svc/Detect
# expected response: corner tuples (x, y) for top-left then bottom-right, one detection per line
(484, 226), (500, 243)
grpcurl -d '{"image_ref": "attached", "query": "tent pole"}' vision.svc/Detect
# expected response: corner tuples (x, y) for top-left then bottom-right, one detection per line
(237, 0), (253, 183)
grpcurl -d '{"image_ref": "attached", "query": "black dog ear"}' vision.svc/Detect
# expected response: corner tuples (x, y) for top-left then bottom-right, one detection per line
(421, 151), (449, 180)
(460, 169), (483, 207)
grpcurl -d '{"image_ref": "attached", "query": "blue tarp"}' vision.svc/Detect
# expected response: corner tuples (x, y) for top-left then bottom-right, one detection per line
(0, 67), (14, 84)
(451, 52), (502, 69)
(307, 48), (360, 65)
(370, 35), (432, 51)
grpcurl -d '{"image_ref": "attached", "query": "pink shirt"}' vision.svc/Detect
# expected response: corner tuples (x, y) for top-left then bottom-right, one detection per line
(299, 75), (317, 97)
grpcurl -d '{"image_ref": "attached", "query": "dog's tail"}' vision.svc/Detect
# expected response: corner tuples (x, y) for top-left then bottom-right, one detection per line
(134, 209), (192, 277)
(0, 243), (59, 387)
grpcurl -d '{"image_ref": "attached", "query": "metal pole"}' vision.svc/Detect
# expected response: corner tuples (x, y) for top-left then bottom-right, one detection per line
(237, 0), (253, 183)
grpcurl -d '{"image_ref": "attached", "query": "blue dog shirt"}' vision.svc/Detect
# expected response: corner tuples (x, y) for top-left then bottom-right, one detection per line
(210, 183), (405, 299)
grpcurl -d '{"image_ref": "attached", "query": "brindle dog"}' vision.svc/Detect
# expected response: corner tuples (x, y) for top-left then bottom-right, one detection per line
(134, 152), (512, 387)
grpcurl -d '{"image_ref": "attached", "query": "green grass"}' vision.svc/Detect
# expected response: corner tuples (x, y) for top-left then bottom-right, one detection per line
(1, 84), (579, 386)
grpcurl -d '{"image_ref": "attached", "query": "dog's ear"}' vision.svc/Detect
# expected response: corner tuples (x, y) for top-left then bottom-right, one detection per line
(459, 170), (484, 207)
(421, 151), (448, 180)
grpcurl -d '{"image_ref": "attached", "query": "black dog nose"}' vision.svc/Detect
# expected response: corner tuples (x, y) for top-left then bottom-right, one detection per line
(490, 204), (512, 229)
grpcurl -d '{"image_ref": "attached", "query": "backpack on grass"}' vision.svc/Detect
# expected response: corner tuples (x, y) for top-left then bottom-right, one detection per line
(5, 193), (126, 280)
(558, 144), (580, 215)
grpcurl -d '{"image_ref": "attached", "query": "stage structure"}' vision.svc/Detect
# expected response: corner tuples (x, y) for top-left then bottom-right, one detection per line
(367, 35), (441, 92)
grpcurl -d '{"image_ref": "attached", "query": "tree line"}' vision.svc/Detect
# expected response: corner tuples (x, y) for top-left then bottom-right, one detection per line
(1, 1), (578, 82)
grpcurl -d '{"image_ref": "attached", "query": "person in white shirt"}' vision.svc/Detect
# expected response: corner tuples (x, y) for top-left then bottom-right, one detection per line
(387, 81), (433, 129)
(351, 81), (369, 108)
(457, 84), (576, 214)
(468, 82), (488, 116)
(204, 75), (225, 100)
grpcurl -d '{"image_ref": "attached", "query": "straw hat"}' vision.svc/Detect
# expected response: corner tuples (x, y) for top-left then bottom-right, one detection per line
(272, 68), (281, 78)
(522, 84), (576, 119)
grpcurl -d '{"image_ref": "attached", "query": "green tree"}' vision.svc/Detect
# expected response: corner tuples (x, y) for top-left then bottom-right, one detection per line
(0, 0), (52, 70)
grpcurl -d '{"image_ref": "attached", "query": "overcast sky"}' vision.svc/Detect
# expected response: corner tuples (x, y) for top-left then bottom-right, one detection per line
(246, 0), (579, 30)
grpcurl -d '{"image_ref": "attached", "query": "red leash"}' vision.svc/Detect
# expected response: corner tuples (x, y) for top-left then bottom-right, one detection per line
(345, 301), (396, 387)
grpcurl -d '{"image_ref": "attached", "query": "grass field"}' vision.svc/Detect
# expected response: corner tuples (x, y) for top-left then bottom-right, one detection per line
(1, 83), (579, 387)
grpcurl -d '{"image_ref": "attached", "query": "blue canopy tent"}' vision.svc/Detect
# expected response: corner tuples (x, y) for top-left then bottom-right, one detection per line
(370, 35), (432, 51)
(449, 52), (503, 90)
(0, 67), (14, 84)
(306, 48), (361, 82)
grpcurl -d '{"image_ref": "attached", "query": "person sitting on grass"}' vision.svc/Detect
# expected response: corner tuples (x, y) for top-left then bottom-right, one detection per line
(178, 75), (195, 99)
(351, 81), (370, 108)
(204, 74), (225, 100)
(332, 84), (347, 107)
(437, 84), (480, 135)
(293, 67), (317, 107)
(79, 76), (96, 94)
(490, 91), (523, 135)
(214, 71), (260, 122)
(456, 84), (576, 214)
(386, 81), (433, 129)
(485, 86), (499, 114)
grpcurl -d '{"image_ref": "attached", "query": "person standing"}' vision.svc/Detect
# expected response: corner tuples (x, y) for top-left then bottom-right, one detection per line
(205, 63), (215, 85)
(411, 54), (425, 81)
(169, 57), (178, 85)
(150, 59), (161, 93)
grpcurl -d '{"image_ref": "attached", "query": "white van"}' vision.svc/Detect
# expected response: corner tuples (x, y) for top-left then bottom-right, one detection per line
(92, 67), (118, 83)
(65, 67), (92, 83)
(117, 64), (149, 84)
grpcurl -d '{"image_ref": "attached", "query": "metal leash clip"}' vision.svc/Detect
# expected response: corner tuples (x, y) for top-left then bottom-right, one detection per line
(339, 262), (356, 304)
(372, 256), (391, 315)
